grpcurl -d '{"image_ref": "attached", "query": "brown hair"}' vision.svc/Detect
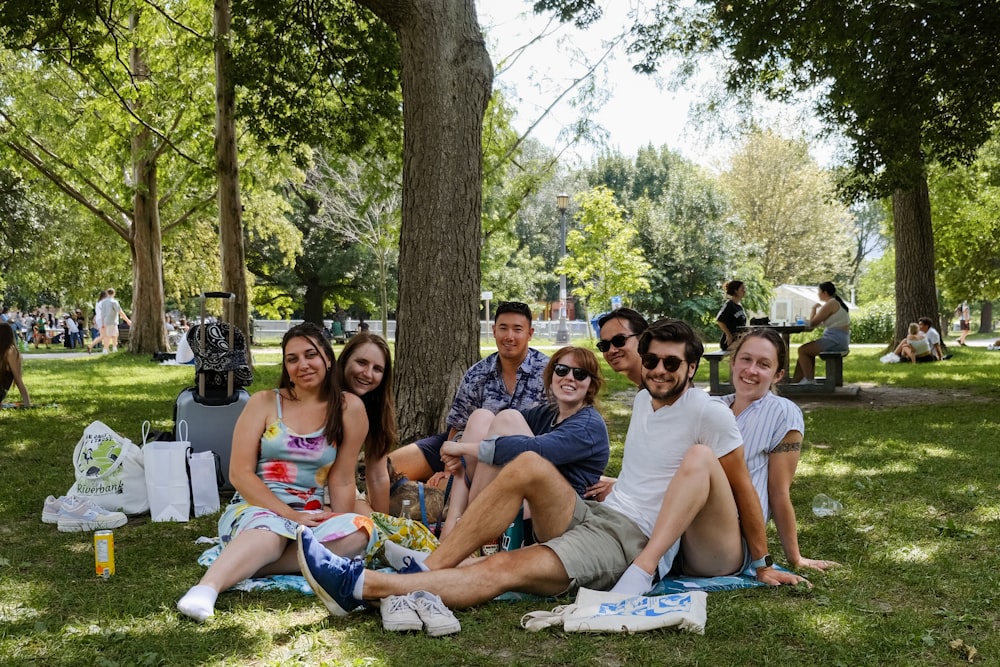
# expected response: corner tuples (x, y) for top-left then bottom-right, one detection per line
(728, 328), (787, 391)
(543, 346), (604, 407)
(338, 332), (397, 460)
(279, 323), (344, 447)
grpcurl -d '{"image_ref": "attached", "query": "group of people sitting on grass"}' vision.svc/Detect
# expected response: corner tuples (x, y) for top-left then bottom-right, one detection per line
(887, 317), (945, 363)
(178, 301), (839, 627)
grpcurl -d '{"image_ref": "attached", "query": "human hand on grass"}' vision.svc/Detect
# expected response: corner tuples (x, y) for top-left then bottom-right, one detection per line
(792, 556), (840, 572)
(757, 566), (810, 588)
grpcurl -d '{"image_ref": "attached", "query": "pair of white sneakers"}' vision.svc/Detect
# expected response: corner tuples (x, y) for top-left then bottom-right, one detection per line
(380, 591), (461, 637)
(42, 495), (128, 532)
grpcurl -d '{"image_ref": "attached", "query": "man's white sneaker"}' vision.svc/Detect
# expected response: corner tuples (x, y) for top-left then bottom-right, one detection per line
(411, 591), (461, 637)
(55, 496), (127, 532)
(380, 595), (423, 632)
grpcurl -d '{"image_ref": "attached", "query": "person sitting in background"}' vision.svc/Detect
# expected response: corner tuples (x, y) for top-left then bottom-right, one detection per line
(916, 317), (943, 360)
(715, 280), (747, 352)
(893, 322), (931, 363)
(0, 322), (31, 407)
(791, 281), (850, 385)
(439, 346), (609, 539)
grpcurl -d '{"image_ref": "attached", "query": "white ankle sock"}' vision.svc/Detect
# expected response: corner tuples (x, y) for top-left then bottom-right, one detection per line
(178, 584), (218, 622)
(384, 541), (430, 572)
(352, 570), (366, 600)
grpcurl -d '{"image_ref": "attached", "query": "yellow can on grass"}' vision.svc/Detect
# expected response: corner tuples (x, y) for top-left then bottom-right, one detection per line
(94, 530), (115, 578)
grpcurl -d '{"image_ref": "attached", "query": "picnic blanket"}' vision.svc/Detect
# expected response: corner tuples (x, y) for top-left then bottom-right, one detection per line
(648, 564), (797, 595)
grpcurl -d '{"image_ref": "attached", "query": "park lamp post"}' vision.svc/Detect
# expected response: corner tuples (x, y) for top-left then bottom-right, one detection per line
(556, 194), (570, 344)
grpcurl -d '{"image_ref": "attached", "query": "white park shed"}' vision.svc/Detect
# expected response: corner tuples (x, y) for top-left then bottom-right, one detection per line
(763, 284), (857, 325)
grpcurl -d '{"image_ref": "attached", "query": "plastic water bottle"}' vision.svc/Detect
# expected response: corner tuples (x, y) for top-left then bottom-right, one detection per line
(812, 493), (843, 517)
(398, 499), (411, 519)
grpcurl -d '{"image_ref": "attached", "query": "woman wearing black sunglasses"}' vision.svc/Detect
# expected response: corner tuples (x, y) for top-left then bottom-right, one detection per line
(439, 346), (610, 539)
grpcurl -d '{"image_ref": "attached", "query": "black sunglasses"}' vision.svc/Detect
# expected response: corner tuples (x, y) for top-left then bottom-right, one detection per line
(596, 332), (638, 353)
(553, 363), (591, 381)
(641, 354), (685, 372)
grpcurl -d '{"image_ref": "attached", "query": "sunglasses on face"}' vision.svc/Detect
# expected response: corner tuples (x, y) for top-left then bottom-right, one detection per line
(641, 354), (685, 372)
(596, 332), (638, 353)
(553, 363), (591, 381)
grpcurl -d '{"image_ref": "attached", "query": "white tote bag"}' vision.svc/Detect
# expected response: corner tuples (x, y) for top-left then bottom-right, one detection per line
(143, 421), (192, 522)
(521, 588), (707, 635)
(188, 449), (221, 517)
(68, 420), (149, 515)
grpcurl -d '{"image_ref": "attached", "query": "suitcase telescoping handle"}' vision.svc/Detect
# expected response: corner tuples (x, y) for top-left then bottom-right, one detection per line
(198, 291), (238, 398)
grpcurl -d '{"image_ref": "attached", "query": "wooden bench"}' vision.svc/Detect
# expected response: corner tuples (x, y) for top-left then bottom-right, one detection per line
(702, 350), (733, 395)
(816, 350), (848, 390)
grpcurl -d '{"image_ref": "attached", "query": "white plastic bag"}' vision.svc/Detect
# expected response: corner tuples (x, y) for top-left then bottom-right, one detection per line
(68, 420), (149, 515)
(143, 420), (191, 522)
(521, 588), (707, 635)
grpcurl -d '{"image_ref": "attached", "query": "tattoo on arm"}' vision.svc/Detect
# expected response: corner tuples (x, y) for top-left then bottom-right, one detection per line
(772, 439), (802, 453)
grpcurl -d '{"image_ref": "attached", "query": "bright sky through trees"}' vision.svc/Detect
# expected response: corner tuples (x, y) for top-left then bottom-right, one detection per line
(479, 2), (837, 170)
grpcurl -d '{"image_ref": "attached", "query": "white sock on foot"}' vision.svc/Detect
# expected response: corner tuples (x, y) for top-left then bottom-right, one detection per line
(178, 584), (218, 622)
(384, 541), (430, 572)
(352, 569), (366, 601)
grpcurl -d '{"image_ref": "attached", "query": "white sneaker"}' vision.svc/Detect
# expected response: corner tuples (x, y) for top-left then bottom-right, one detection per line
(55, 496), (127, 532)
(42, 495), (70, 524)
(380, 595), (423, 632)
(796, 378), (816, 385)
(411, 591), (461, 637)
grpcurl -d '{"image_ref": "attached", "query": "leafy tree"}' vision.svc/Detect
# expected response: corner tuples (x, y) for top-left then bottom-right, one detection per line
(584, 145), (735, 326)
(309, 151), (401, 333)
(557, 186), (650, 315)
(720, 128), (854, 286)
(929, 134), (1000, 331)
(537, 0), (1000, 343)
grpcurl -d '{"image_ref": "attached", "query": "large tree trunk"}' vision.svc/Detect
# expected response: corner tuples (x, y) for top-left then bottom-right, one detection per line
(980, 301), (993, 333)
(214, 0), (251, 339)
(303, 281), (326, 325)
(892, 177), (939, 343)
(128, 14), (168, 354)
(358, 0), (493, 440)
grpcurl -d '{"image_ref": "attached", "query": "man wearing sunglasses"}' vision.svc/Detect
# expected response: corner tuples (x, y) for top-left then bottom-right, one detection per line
(298, 319), (803, 618)
(388, 301), (549, 483)
(585, 308), (649, 501)
(595, 308), (648, 386)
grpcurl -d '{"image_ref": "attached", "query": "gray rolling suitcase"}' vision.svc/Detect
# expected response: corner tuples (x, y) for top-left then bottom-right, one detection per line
(173, 292), (252, 492)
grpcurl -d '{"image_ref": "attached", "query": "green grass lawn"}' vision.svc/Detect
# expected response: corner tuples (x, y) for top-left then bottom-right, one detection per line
(1, 344), (999, 666)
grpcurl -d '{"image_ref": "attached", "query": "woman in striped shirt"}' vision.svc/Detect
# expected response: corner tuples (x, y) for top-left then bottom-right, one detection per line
(721, 328), (839, 572)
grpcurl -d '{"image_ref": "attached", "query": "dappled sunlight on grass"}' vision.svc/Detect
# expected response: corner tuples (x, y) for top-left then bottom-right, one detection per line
(887, 543), (940, 564)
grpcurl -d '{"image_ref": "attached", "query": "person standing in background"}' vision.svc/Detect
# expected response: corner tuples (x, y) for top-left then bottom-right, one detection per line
(86, 290), (108, 353)
(715, 280), (747, 352)
(97, 287), (131, 353)
(957, 301), (971, 346)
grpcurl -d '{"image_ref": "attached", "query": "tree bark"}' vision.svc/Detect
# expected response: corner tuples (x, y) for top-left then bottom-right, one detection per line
(128, 14), (168, 354)
(303, 281), (326, 326)
(980, 301), (992, 333)
(892, 177), (939, 344)
(215, 0), (251, 339)
(357, 0), (493, 441)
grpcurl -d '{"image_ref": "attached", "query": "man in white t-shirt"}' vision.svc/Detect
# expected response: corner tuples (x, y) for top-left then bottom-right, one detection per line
(296, 319), (804, 616)
(97, 287), (131, 353)
(917, 317), (942, 361)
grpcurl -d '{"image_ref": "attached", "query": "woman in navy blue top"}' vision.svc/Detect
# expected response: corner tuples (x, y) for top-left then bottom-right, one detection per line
(439, 346), (609, 538)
